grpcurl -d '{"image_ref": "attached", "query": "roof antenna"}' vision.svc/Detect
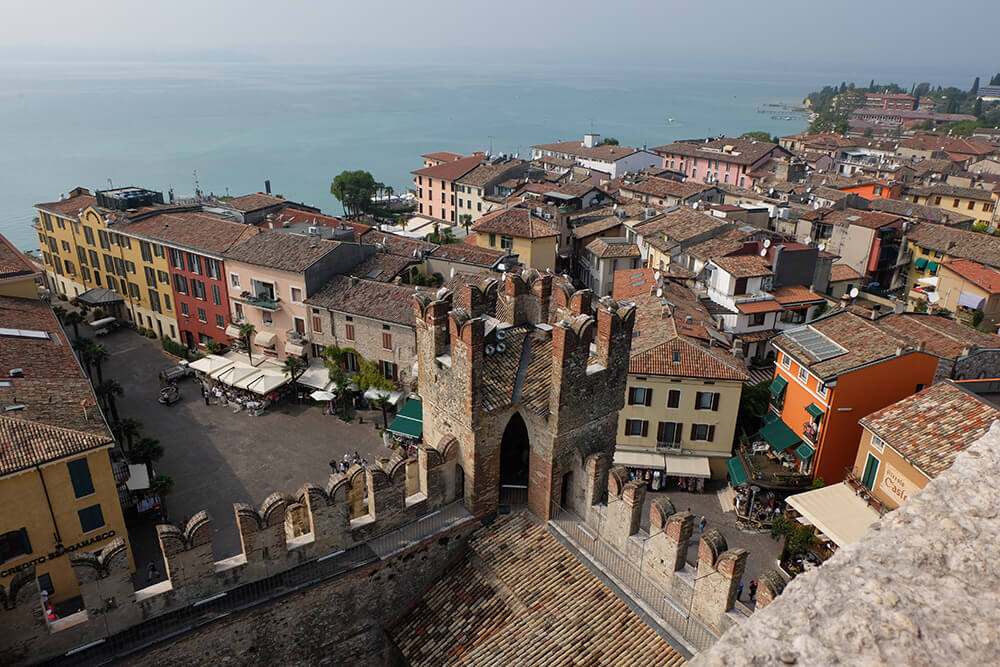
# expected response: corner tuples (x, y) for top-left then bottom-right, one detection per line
(193, 169), (202, 199)
(107, 178), (113, 189)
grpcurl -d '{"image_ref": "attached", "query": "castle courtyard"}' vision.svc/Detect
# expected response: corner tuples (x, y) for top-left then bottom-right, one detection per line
(94, 328), (389, 566)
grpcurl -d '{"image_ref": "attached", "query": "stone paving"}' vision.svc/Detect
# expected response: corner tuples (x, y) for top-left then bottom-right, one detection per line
(94, 328), (389, 566)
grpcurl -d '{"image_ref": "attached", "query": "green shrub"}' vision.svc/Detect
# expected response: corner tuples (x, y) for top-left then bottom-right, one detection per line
(146, 330), (158, 339)
(973, 221), (989, 234)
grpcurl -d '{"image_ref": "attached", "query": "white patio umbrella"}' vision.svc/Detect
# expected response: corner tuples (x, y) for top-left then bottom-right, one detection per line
(310, 390), (336, 401)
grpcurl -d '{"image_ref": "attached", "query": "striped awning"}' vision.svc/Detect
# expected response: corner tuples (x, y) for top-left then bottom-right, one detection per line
(255, 331), (277, 347)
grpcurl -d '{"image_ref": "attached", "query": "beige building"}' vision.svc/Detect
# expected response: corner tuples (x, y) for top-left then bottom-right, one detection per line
(613, 271), (748, 480)
(222, 232), (372, 361)
(454, 158), (531, 223)
(305, 276), (418, 382)
(471, 207), (558, 272)
(932, 258), (1000, 324)
(854, 380), (1000, 511)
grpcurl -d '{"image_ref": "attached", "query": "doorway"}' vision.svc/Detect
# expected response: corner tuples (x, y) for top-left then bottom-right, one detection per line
(499, 412), (529, 506)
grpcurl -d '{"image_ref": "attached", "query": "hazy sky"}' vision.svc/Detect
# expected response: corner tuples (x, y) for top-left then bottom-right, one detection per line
(3, 0), (998, 76)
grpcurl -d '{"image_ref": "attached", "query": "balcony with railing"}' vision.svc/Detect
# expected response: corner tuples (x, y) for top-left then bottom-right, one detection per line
(801, 421), (820, 445)
(843, 468), (890, 517)
(239, 290), (282, 311)
(737, 446), (812, 490)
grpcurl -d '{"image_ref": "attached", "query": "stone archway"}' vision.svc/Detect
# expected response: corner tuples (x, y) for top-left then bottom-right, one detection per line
(499, 412), (530, 506)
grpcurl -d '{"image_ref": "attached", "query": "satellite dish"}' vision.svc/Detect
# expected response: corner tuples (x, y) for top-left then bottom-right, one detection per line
(760, 248), (768, 257)
(485, 344), (496, 356)
(763, 239), (771, 248)
(496, 342), (506, 353)
(656, 288), (663, 297)
(653, 271), (661, 280)
(849, 287), (860, 298)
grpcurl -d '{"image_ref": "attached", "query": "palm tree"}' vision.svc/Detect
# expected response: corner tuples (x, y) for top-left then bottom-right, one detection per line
(72, 336), (94, 378)
(461, 214), (472, 235)
(89, 343), (110, 384)
(118, 417), (142, 454)
(52, 305), (67, 324)
(281, 356), (308, 401)
(64, 311), (84, 338)
(96, 378), (123, 424)
(239, 323), (257, 366)
(133, 437), (164, 479)
(150, 474), (174, 521)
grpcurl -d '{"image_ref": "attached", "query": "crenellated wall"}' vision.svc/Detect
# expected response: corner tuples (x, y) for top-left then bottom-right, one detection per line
(0, 442), (468, 666)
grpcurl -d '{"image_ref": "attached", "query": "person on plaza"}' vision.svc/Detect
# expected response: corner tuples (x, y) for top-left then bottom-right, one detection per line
(146, 561), (158, 583)
(749, 580), (758, 602)
(736, 580), (744, 601)
(329, 460), (337, 475)
(699, 516), (707, 534)
(203, 388), (211, 406)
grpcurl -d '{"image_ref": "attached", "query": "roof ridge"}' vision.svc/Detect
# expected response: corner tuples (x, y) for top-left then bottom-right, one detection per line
(0, 414), (112, 443)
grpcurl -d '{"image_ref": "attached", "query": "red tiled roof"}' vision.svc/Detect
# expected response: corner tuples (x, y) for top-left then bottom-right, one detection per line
(412, 154), (485, 181)
(941, 258), (1000, 294)
(906, 223), (1000, 269)
(800, 207), (905, 230)
(225, 192), (286, 212)
(620, 176), (712, 200)
(421, 151), (465, 162)
(830, 263), (863, 282)
(0, 416), (112, 478)
(631, 336), (748, 380)
(652, 137), (787, 166)
(472, 207), (558, 239)
(223, 231), (340, 272)
(0, 234), (41, 281)
(873, 312), (1000, 359)
(585, 237), (640, 259)
(429, 242), (508, 267)
(305, 276), (418, 326)
(531, 140), (639, 161)
(711, 255), (773, 279)
(736, 299), (783, 314)
(771, 285), (826, 306)
(859, 381), (1000, 478)
(113, 210), (259, 255)
(613, 268), (656, 300)
(34, 192), (98, 218)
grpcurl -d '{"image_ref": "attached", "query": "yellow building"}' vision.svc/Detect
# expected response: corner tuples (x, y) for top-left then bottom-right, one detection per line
(611, 273), (748, 481)
(35, 187), (181, 341)
(908, 184), (996, 226)
(903, 221), (1000, 300)
(0, 233), (42, 299)
(0, 295), (132, 607)
(471, 207), (559, 272)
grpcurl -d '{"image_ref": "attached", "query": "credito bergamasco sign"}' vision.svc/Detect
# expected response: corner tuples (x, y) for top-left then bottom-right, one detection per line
(0, 530), (116, 578)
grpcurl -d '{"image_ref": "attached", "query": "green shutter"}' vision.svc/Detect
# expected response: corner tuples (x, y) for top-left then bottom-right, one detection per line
(67, 458), (94, 498)
(769, 375), (788, 397)
(926, 261), (939, 273)
(914, 257), (928, 269)
(861, 454), (879, 490)
(805, 403), (824, 418)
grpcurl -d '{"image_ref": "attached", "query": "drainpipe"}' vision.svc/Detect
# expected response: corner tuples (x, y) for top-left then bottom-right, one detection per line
(36, 465), (62, 546)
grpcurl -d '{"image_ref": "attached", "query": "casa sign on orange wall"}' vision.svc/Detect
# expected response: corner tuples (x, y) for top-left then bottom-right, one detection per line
(879, 465), (921, 507)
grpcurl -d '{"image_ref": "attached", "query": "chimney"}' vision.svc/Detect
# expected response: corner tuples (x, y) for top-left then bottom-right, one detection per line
(870, 309), (878, 321)
(917, 340), (926, 352)
(265, 179), (271, 195)
(351, 276), (359, 286)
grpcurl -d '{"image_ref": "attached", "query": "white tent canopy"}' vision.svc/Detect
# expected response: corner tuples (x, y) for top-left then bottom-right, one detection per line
(213, 362), (259, 386)
(245, 371), (289, 395)
(189, 355), (234, 376)
(364, 387), (390, 401)
(298, 362), (333, 390)
(233, 369), (266, 390)
(786, 482), (880, 548)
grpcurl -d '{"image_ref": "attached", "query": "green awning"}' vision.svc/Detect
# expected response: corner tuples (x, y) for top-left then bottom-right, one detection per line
(758, 418), (802, 453)
(805, 403), (824, 418)
(927, 261), (939, 273)
(794, 442), (815, 461)
(388, 398), (423, 440)
(762, 411), (779, 425)
(727, 456), (748, 487)
(769, 375), (788, 397)
(914, 257), (928, 269)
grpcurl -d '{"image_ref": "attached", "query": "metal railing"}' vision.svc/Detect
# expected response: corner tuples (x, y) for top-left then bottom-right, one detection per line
(53, 501), (472, 666)
(548, 501), (719, 654)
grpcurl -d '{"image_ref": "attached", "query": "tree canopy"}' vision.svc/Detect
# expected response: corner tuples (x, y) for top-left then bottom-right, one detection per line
(331, 170), (378, 219)
(741, 131), (778, 144)
(599, 137), (619, 146)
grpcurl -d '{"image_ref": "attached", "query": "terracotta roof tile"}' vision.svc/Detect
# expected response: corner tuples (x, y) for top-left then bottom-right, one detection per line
(711, 255), (773, 279)
(421, 151), (465, 162)
(906, 222), (1000, 269)
(113, 210), (259, 255)
(223, 231), (340, 272)
(652, 137), (787, 166)
(346, 252), (416, 282)
(225, 193), (286, 212)
(859, 381), (1000, 478)
(685, 228), (754, 261)
(736, 299), (783, 314)
(412, 154), (485, 181)
(34, 192), (98, 218)
(0, 416), (112, 478)
(869, 198), (974, 226)
(304, 276), (418, 326)
(829, 263), (863, 282)
(873, 312), (1000, 359)
(531, 140), (640, 161)
(585, 237), (640, 259)
(390, 513), (681, 667)
(620, 176), (712, 200)
(630, 336), (748, 380)
(428, 242), (508, 268)
(631, 206), (729, 244)
(613, 268), (657, 300)
(0, 234), (40, 281)
(941, 258), (1000, 293)
(472, 208), (558, 239)
(771, 285), (825, 305)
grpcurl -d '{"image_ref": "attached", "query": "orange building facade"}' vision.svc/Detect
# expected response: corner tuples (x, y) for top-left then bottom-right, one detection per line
(768, 344), (938, 484)
(839, 180), (903, 201)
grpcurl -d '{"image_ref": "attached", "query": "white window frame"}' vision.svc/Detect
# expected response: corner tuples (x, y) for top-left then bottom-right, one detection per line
(870, 434), (886, 453)
(290, 286), (304, 304)
(230, 272), (241, 289)
(780, 353), (791, 369)
(798, 366), (808, 382)
(692, 424), (712, 441)
(817, 382), (828, 398)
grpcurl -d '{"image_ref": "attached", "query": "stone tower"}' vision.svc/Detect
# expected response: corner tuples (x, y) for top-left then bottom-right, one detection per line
(414, 270), (635, 520)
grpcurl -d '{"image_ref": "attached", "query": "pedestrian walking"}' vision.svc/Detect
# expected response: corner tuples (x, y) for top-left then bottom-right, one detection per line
(749, 580), (758, 602)
(146, 561), (158, 583)
(203, 388), (211, 406)
(699, 516), (707, 534)
(736, 580), (744, 601)
(329, 460), (338, 475)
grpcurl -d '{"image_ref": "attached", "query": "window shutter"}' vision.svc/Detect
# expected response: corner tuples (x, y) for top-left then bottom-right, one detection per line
(675, 423), (683, 443)
(690, 424), (697, 439)
(694, 392), (703, 409)
(707, 425), (716, 441)
(657, 422), (667, 442)
(668, 390), (679, 408)
(628, 388), (636, 404)
(644, 389), (653, 406)
(19, 528), (31, 555)
(712, 392), (720, 411)
(641, 421), (649, 437)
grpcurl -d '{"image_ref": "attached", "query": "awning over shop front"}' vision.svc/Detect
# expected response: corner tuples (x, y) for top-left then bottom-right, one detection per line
(213, 362), (259, 386)
(926, 261), (939, 273)
(786, 482), (880, 548)
(285, 342), (305, 357)
(666, 455), (711, 478)
(225, 324), (242, 338)
(76, 287), (124, 307)
(614, 450), (665, 469)
(805, 403), (824, 418)
(727, 456), (748, 486)
(364, 387), (390, 402)
(958, 292), (986, 310)
(298, 363), (332, 390)
(769, 375), (788, 397)
(388, 398), (423, 440)
(794, 442), (815, 461)
(758, 418), (801, 453)
(189, 354), (233, 376)
(255, 331), (277, 347)
(914, 257), (928, 270)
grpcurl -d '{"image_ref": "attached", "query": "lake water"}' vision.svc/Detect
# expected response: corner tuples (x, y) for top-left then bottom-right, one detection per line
(0, 62), (818, 251)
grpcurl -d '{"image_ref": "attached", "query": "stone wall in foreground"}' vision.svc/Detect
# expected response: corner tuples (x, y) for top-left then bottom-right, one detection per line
(695, 421), (1000, 666)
